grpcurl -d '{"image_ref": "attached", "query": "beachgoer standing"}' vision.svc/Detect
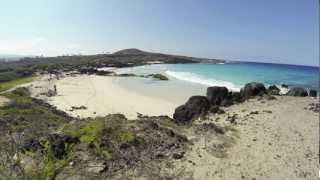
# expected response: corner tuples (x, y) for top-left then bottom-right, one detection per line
(53, 85), (57, 94)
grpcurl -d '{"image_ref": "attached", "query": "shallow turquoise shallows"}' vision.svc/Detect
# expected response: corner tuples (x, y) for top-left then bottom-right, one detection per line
(116, 62), (319, 92)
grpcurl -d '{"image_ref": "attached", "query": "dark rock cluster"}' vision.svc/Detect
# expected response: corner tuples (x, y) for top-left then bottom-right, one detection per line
(173, 82), (317, 123)
(309, 89), (317, 97)
(174, 82), (267, 123)
(78, 67), (98, 74)
(173, 96), (210, 123)
(206, 86), (229, 106)
(240, 82), (266, 98)
(267, 85), (280, 95)
(286, 87), (308, 97)
(148, 74), (169, 80)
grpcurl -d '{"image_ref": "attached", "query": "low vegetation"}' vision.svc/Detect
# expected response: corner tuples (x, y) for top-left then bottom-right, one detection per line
(0, 87), (191, 179)
(0, 48), (224, 85)
(0, 76), (35, 92)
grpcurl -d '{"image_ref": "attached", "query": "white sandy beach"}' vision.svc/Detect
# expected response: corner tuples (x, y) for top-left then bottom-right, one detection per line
(29, 74), (179, 119)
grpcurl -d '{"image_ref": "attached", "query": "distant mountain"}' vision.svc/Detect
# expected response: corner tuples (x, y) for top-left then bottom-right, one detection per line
(112, 48), (225, 64)
(113, 48), (149, 55)
(0, 48), (226, 73)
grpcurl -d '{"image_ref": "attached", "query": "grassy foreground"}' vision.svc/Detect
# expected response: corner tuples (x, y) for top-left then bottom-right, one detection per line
(0, 76), (35, 92)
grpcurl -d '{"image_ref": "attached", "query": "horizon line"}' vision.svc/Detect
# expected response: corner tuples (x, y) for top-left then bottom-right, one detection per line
(1, 48), (318, 67)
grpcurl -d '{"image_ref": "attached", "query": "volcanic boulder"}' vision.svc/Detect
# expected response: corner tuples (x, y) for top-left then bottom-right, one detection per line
(286, 87), (308, 97)
(240, 82), (266, 99)
(309, 89), (317, 97)
(173, 96), (210, 123)
(149, 74), (169, 80)
(79, 67), (98, 74)
(267, 85), (280, 95)
(231, 92), (244, 103)
(206, 86), (229, 106)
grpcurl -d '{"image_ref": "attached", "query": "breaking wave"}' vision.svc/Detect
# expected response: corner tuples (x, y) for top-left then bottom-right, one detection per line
(165, 70), (241, 91)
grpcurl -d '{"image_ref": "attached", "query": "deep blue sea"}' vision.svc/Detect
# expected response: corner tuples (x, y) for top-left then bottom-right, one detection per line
(116, 62), (319, 92)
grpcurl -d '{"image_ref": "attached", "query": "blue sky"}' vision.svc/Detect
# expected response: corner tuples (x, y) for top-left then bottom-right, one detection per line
(0, 0), (318, 66)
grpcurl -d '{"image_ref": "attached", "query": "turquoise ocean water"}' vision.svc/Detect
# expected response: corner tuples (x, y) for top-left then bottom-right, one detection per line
(116, 62), (319, 92)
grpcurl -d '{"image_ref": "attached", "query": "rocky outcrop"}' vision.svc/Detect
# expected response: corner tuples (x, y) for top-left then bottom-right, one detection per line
(267, 85), (280, 95)
(209, 105), (225, 114)
(173, 96), (210, 123)
(231, 92), (244, 103)
(220, 91), (245, 106)
(209, 105), (220, 113)
(206, 86), (229, 106)
(240, 82), (266, 99)
(117, 73), (137, 77)
(173, 82), (312, 124)
(309, 89), (317, 97)
(148, 74), (169, 80)
(286, 87), (308, 97)
(79, 67), (98, 74)
(173, 83), (265, 123)
(96, 70), (114, 76)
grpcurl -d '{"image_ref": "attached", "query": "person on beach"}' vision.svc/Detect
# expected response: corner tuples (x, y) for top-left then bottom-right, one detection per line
(53, 85), (57, 94)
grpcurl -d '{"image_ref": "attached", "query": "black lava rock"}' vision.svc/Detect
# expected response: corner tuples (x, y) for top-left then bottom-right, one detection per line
(173, 96), (210, 123)
(286, 87), (308, 97)
(206, 86), (229, 106)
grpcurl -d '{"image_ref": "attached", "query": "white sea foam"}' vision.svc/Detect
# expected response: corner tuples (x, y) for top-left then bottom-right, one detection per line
(165, 70), (241, 91)
(98, 67), (117, 71)
(277, 85), (289, 95)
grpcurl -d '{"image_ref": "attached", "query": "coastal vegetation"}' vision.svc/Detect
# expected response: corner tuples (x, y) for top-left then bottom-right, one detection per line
(0, 76), (35, 92)
(0, 49), (224, 84)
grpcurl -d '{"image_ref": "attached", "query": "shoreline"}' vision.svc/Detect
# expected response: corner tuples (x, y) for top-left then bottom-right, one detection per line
(28, 70), (319, 119)
(112, 63), (319, 94)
